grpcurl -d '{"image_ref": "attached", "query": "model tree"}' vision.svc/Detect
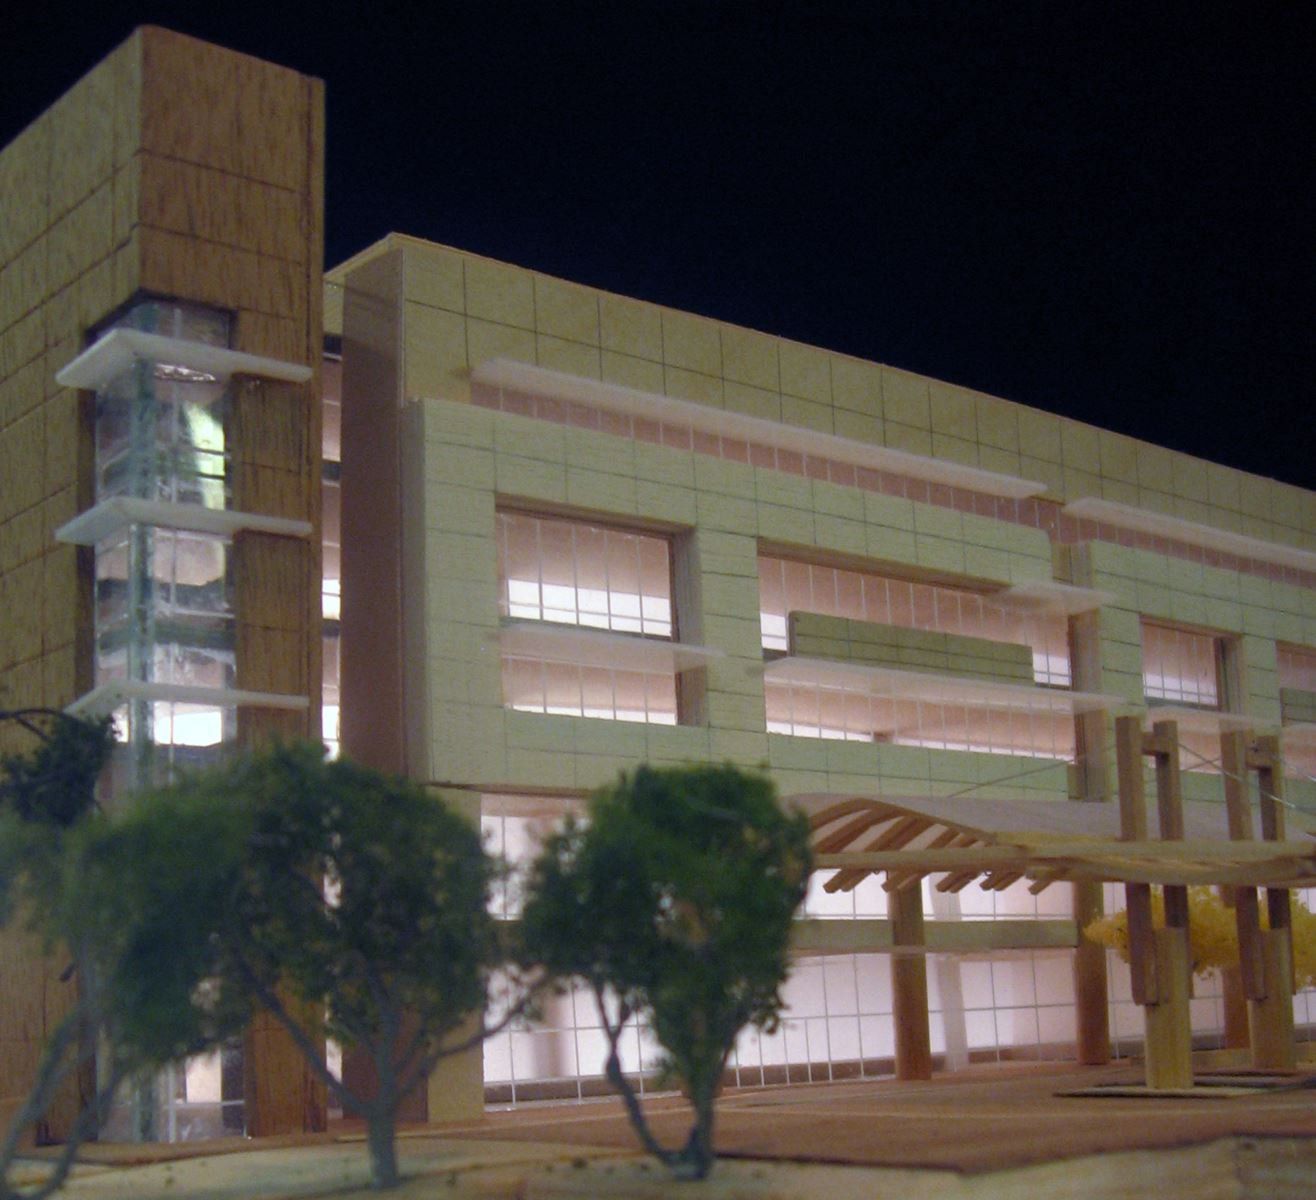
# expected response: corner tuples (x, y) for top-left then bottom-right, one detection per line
(0, 716), (252, 1200)
(216, 744), (508, 1190)
(520, 764), (812, 1180)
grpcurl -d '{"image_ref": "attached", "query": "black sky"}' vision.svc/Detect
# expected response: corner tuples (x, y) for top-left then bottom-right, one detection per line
(7, 3), (1314, 490)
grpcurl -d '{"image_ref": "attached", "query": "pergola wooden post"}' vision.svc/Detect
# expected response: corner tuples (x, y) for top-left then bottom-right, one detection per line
(1115, 715), (1193, 1089)
(890, 880), (933, 1081)
(1225, 733), (1298, 1070)
(809, 783), (1316, 1091)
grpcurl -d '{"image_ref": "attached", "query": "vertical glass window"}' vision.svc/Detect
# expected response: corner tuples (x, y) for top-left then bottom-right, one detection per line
(496, 510), (679, 724)
(757, 555), (1069, 686)
(1278, 644), (1316, 779)
(758, 555), (1075, 758)
(1140, 622), (1221, 708)
(498, 511), (673, 637)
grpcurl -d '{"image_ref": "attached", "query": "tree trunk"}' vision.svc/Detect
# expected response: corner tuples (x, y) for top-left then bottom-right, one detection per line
(366, 1106), (399, 1190)
(676, 1090), (716, 1180)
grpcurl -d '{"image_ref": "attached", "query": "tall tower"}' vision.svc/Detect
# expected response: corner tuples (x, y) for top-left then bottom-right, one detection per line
(0, 27), (326, 1140)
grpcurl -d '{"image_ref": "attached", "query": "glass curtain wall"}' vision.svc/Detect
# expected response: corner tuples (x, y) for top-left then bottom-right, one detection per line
(90, 301), (244, 1141)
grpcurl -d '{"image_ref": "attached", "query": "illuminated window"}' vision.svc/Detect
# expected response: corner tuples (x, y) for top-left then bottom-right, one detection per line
(1278, 644), (1316, 780)
(1140, 621), (1223, 708)
(1278, 644), (1316, 695)
(759, 555), (1076, 759)
(497, 510), (678, 724)
(758, 556), (1070, 686)
(1139, 621), (1235, 773)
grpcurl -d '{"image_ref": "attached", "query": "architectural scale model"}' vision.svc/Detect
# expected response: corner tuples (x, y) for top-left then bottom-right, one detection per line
(3, 26), (1316, 1147)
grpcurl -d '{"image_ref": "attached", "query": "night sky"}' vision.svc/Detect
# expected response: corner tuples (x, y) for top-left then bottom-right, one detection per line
(7, 4), (1314, 490)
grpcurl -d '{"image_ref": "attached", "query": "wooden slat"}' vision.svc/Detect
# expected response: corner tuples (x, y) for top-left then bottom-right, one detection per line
(816, 841), (1315, 873)
(825, 816), (934, 893)
(1144, 926), (1194, 1089)
(810, 798), (896, 832)
(791, 918), (1077, 956)
(1116, 715), (1148, 840)
(1055, 860), (1314, 887)
(1028, 870), (1063, 894)
(813, 808), (899, 855)
(1250, 928), (1297, 1071)
(1116, 714), (1157, 1005)
(1152, 720), (1189, 931)
(1253, 734), (1296, 1070)
(890, 883), (932, 1081)
(883, 828), (966, 894)
(1220, 731), (1264, 1000)
(1072, 879), (1111, 1065)
(1255, 736), (1292, 935)
(935, 870), (982, 894)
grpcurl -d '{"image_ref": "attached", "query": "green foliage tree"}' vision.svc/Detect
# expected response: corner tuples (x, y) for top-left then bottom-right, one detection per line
(0, 717), (250, 1200)
(520, 764), (812, 1181)
(214, 744), (510, 1190)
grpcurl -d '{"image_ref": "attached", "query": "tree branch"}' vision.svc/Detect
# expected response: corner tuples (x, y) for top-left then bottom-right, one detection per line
(15, 1060), (130, 1200)
(225, 945), (360, 1116)
(591, 983), (676, 1169)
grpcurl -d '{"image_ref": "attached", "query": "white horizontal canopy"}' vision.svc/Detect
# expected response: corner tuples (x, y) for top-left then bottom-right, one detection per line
(56, 328), (313, 390)
(996, 580), (1114, 614)
(499, 620), (724, 672)
(1063, 496), (1316, 574)
(765, 656), (1130, 716)
(55, 496), (312, 545)
(472, 358), (1047, 501)
(1142, 704), (1270, 735)
(66, 679), (310, 717)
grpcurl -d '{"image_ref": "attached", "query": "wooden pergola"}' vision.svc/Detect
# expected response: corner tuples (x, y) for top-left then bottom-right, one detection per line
(794, 718), (1316, 1090)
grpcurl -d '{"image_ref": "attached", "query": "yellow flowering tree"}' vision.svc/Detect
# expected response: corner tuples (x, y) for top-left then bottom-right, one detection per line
(1085, 886), (1316, 990)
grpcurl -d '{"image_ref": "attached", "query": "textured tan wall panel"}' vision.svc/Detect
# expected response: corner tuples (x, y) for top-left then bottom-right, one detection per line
(0, 410), (43, 519)
(1, 659), (41, 711)
(3, 560), (42, 665)
(46, 185), (114, 297)
(0, 360), (43, 429)
(41, 645), (78, 708)
(110, 157), (140, 249)
(233, 465), (309, 522)
(138, 156), (307, 263)
(0, 510), (42, 575)
(236, 624), (310, 695)
(0, 311), (43, 380)
(47, 71), (115, 224)
(232, 539), (313, 635)
(0, 576), (14, 670)
(139, 29), (310, 193)
(138, 227), (300, 319)
(41, 486), (81, 548)
(241, 1005), (326, 1137)
(108, 37), (143, 171)
(40, 547), (78, 645)
(0, 242), (47, 334)
(65, 260), (117, 339)
(230, 381), (310, 470)
(234, 312), (301, 363)
(42, 394), (79, 494)
(0, 120), (50, 267)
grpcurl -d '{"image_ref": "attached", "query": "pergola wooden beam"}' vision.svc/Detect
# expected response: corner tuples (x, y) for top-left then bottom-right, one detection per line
(792, 917), (1077, 956)
(803, 764), (1314, 1091)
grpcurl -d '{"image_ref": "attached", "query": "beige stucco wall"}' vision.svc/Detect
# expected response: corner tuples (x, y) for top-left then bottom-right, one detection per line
(333, 238), (1316, 815)
(328, 236), (1316, 556)
(402, 393), (1069, 803)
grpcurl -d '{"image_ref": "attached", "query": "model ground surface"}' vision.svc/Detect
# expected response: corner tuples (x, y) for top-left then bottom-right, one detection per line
(11, 1061), (1316, 1198)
